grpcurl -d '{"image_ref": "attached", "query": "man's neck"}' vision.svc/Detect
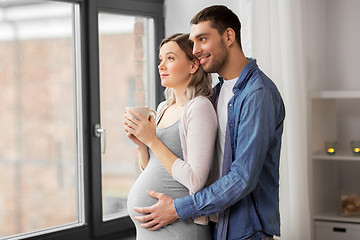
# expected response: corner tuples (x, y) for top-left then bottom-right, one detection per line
(220, 48), (249, 80)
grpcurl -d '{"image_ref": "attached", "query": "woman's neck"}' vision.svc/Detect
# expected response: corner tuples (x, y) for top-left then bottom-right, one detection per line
(172, 88), (187, 106)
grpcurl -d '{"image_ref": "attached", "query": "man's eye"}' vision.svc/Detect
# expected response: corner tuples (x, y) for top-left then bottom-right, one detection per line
(200, 37), (206, 41)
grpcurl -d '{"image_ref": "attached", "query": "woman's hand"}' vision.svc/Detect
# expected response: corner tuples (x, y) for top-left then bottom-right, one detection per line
(123, 115), (146, 148)
(126, 131), (147, 149)
(123, 110), (157, 147)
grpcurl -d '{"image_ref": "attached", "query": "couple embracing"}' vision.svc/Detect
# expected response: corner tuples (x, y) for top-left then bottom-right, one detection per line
(123, 5), (285, 240)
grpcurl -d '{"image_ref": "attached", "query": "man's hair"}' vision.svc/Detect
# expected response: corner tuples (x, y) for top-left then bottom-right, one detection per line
(190, 5), (242, 48)
(159, 33), (213, 105)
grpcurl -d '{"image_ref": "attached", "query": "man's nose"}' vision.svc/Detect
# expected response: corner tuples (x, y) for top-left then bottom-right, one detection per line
(192, 42), (201, 57)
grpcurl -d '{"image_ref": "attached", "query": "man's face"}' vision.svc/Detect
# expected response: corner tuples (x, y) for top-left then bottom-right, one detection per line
(189, 20), (229, 74)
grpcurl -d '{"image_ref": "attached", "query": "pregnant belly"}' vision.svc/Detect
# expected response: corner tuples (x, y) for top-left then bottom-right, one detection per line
(127, 160), (189, 220)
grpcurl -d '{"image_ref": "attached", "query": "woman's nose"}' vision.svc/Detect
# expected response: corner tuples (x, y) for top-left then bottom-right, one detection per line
(158, 61), (165, 70)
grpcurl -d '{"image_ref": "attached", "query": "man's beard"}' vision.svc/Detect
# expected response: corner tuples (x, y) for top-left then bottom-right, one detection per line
(203, 40), (228, 74)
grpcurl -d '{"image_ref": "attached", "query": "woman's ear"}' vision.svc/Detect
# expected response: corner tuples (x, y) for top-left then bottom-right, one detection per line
(190, 59), (200, 75)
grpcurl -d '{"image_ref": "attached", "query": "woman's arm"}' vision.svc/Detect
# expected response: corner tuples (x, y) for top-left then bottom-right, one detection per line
(147, 138), (178, 173)
(123, 97), (217, 192)
(172, 97), (218, 193)
(123, 110), (178, 175)
(124, 118), (150, 170)
(137, 145), (150, 170)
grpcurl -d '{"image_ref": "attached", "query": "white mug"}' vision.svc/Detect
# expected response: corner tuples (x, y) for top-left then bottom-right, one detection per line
(125, 106), (156, 119)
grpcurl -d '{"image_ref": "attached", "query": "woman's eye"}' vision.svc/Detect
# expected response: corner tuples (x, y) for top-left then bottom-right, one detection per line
(168, 57), (174, 61)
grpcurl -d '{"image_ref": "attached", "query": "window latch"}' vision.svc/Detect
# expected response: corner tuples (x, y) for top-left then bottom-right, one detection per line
(94, 124), (106, 154)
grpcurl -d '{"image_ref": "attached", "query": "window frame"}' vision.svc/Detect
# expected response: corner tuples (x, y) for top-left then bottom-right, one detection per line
(87, 0), (164, 237)
(7, 0), (164, 239)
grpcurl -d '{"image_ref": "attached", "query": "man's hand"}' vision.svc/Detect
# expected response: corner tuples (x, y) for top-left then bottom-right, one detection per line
(134, 190), (179, 231)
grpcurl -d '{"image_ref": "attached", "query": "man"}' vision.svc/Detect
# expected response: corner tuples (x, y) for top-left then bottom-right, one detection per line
(134, 5), (285, 240)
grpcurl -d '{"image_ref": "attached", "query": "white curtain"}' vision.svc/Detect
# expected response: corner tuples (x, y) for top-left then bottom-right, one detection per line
(239, 0), (311, 239)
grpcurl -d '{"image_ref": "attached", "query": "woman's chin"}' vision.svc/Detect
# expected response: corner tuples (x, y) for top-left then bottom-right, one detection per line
(160, 81), (168, 88)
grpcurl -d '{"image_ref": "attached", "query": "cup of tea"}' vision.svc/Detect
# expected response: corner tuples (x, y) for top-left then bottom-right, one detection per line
(125, 106), (156, 119)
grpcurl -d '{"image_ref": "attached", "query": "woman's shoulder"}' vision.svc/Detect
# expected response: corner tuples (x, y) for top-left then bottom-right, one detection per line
(181, 96), (217, 131)
(183, 96), (216, 119)
(186, 96), (214, 109)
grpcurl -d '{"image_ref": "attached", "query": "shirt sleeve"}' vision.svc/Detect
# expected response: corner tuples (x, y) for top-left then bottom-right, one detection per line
(171, 97), (218, 193)
(175, 89), (279, 220)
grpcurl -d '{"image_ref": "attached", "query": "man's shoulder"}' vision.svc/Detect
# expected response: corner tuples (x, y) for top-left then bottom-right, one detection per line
(245, 69), (279, 95)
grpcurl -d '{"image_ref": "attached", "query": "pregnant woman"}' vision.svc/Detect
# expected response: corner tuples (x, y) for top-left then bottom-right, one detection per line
(123, 33), (218, 239)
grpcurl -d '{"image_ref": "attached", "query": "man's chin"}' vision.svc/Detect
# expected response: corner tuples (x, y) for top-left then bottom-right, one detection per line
(203, 65), (217, 74)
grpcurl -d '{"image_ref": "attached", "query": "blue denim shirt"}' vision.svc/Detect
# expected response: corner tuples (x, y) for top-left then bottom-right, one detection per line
(174, 59), (285, 240)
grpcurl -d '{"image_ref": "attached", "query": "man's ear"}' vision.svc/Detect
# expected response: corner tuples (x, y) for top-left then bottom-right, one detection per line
(190, 59), (200, 75)
(224, 27), (236, 46)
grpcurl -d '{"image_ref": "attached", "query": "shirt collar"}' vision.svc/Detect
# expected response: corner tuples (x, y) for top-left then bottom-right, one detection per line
(217, 57), (258, 92)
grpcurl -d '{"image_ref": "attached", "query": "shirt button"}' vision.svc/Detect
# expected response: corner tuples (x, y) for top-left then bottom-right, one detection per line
(229, 104), (232, 107)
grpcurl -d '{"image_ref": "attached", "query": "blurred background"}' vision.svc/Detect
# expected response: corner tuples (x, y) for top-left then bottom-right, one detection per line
(1, 0), (359, 240)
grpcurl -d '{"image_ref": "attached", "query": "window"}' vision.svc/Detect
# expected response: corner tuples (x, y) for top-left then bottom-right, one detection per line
(0, 1), (84, 238)
(0, 0), (164, 239)
(97, 13), (156, 221)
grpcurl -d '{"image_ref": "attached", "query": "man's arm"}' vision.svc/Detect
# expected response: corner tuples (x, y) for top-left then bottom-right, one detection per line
(174, 90), (277, 221)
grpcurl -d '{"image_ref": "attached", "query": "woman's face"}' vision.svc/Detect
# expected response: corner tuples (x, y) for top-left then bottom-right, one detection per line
(158, 41), (193, 90)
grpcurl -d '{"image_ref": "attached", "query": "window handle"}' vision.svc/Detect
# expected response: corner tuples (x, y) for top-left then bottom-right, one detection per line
(94, 124), (106, 154)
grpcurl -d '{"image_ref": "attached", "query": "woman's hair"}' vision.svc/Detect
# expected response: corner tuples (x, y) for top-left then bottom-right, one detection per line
(159, 33), (212, 105)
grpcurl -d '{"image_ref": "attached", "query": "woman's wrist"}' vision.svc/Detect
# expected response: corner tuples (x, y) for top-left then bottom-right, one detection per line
(147, 137), (160, 150)
(137, 145), (148, 151)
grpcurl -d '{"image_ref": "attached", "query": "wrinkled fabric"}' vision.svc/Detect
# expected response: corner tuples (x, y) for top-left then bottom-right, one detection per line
(174, 59), (285, 239)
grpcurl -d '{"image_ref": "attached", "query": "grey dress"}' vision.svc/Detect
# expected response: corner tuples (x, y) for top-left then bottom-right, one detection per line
(127, 121), (211, 240)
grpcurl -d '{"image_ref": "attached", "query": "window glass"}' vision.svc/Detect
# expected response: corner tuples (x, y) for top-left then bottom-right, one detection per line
(98, 12), (156, 220)
(0, 1), (84, 238)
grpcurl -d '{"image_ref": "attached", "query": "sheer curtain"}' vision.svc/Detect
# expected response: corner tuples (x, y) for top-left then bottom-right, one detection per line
(239, 0), (311, 239)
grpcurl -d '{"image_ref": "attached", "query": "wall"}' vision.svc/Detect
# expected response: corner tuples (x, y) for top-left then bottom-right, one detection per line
(306, 0), (360, 91)
(164, 0), (240, 36)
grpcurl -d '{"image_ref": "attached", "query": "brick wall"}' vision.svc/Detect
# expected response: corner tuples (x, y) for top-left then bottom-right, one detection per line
(0, 19), (147, 236)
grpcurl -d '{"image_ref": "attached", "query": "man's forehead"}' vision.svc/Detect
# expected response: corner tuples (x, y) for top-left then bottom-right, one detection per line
(189, 21), (213, 39)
